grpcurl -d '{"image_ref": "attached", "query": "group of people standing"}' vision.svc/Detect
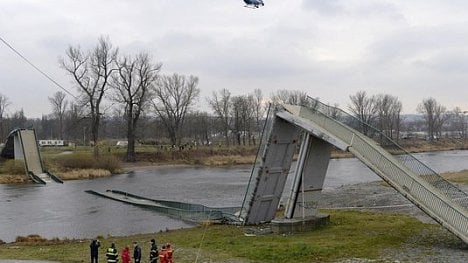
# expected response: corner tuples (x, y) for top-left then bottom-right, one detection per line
(90, 238), (174, 263)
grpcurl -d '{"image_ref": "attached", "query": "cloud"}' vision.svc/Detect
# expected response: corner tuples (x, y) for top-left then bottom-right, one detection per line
(302, 0), (344, 15)
(2, 0), (468, 117)
(414, 50), (468, 74)
(367, 24), (468, 66)
(301, 0), (403, 20)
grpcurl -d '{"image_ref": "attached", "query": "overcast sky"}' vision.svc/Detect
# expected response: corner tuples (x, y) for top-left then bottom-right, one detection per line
(1, 0), (468, 118)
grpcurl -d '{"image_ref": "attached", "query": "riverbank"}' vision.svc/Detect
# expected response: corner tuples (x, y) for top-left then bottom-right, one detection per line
(0, 169), (112, 184)
(3, 139), (468, 184)
(0, 180), (466, 262)
(317, 181), (468, 262)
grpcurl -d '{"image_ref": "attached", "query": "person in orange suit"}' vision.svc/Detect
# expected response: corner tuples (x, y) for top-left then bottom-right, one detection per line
(159, 245), (168, 263)
(165, 243), (174, 263)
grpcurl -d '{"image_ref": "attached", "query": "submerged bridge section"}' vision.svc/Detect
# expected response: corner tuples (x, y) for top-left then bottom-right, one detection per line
(240, 99), (468, 244)
(1, 129), (62, 184)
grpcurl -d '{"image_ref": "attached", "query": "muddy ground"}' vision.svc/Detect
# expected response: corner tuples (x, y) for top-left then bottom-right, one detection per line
(317, 181), (467, 263)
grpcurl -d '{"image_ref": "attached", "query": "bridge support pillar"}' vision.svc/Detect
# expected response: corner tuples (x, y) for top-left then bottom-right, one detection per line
(285, 133), (332, 219)
(271, 214), (330, 234)
(243, 116), (300, 224)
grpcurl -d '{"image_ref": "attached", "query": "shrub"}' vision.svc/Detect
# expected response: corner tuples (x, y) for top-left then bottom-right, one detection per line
(0, 160), (25, 175)
(53, 153), (122, 174)
(54, 153), (97, 170)
(97, 155), (122, 174)
(15, 234), (46, 243)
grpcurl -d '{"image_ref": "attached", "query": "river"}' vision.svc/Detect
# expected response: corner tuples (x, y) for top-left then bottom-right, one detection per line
(1, 150), (467, 242)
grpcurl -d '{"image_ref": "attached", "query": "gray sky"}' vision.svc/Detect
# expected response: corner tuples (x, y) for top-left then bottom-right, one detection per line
(1, 0), (468, 118)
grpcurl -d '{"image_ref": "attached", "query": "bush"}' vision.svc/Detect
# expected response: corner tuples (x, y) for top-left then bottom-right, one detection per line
(98, 155), (122, 174)
(0, 160), (25, 175)
(53, 153), (122, 174)
(15, 234), (46, 243)
(54, 153), (97, 170)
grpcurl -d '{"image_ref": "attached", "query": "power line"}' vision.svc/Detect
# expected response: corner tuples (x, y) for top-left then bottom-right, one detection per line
(0, 35), (78, 99)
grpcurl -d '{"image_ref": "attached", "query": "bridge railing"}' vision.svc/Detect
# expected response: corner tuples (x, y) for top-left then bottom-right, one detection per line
(348, 125), (468, 238)
(299, 97), (468, 240)
(303, 96), (468, 210)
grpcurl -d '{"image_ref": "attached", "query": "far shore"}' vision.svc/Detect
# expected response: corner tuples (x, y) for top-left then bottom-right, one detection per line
(0, 159), (252, 184)
(2, 140), (468, 185)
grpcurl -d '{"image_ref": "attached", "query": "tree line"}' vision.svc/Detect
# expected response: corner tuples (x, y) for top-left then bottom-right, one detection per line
(348, 91), (467, 142)
(1, 37), (467, 161)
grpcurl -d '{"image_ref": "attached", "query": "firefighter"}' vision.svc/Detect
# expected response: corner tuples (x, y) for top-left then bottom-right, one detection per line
(106, 242), (119, 263)
(149, 239), (158, 263)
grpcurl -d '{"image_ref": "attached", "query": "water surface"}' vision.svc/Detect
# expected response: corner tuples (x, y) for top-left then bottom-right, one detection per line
(1, 150), (467, 242)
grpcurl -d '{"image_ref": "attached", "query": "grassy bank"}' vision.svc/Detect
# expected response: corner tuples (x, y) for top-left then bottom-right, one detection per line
(0, 210), (445, 263)
(0, 145), (256, 183)
(0, 152), (122, 184)
(2, 141), (468, 184)
(442, 170), (468, 184)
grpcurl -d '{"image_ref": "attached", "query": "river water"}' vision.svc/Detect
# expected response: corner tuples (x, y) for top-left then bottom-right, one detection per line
(1, 150), (468, 242)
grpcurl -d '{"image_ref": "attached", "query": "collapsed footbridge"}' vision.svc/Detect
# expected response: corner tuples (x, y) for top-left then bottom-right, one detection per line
(0, 128), (62, 184)
(240, 98), (468, 244)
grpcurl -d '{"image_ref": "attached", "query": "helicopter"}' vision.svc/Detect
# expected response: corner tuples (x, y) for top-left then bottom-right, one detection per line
(243, 0), (264, 8)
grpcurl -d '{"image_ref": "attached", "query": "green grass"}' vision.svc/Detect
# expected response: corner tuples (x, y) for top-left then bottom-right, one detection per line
(0, 210), (441, 262)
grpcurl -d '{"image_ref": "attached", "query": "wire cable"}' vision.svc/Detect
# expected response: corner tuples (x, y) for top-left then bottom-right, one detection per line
(0, 35), (78, 99)
(194, 219), (210, 263)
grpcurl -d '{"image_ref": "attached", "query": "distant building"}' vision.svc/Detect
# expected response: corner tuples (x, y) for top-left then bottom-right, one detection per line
(116, 140), (128, 146)
(38, 140), (64, 147)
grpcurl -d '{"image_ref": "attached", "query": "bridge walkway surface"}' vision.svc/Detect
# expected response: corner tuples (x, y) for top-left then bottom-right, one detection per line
(241, 98), (468, 244)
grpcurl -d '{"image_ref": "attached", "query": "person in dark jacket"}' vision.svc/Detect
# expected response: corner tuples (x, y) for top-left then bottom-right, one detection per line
(90, 239), (100, 263)
(133, 241), (142, 263)
(149, 238), (158, 263)
(106, 242), (119, 263)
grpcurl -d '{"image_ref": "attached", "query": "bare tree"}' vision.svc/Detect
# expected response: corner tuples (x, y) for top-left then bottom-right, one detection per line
(152, 74), (200, 146)
(10, 109), (27, 129)
(64, 101), (87, 144)
(375, 94), (402, 140)
(450, 107), (467, 138)
(348, 91), (378, 135)
(271, 90), (309, 106)
(0, 93), (10, 141)
(111, 52), (161, 161)
(184, 111), (213, 145)
(60, 36), (118, 156)
(208, 89), (232, 146)
(231, 95), (256, 145)
(252, 89), (266, 143)
(417, 97), (448, 141)
(48, 91), (68, 140)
